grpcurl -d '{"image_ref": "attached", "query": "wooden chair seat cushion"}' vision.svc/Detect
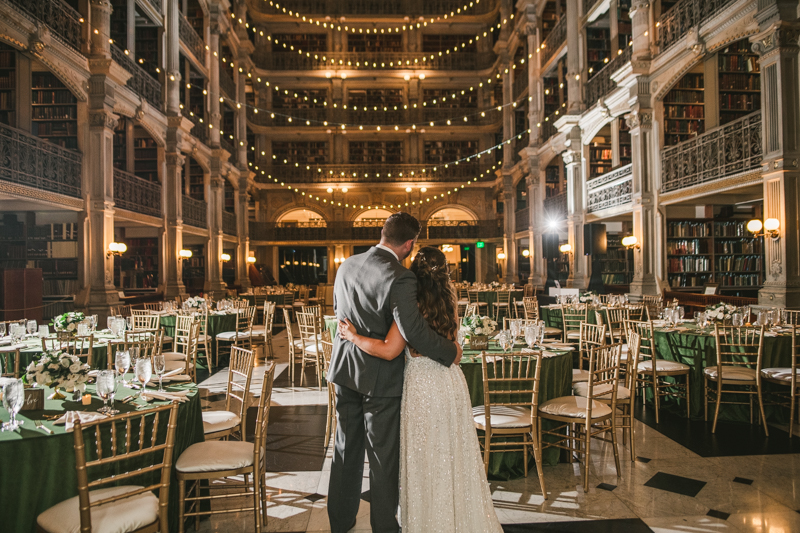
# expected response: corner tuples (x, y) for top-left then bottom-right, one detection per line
(37, 485), (158, 533)
(472, 405), (531, 428)
(703, 366), (756, 381)
(202, 410), (241, 434)
(538, 395), (612, 419)
(176, 441), (254, 473)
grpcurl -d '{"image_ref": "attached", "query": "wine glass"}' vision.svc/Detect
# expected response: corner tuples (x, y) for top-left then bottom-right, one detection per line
(38, 325), (49, 338)
(732, 313), (743, 327)
(96, 371), (111, 414)
(26, 320), (36, 336)
(678, 306), (685, 322)
(524, 325), (538, 349)
(510, 321), (521, 342)
(107, 316), (115, 332)
(2, 379), (24, 431)
(89, 315), (98, 332)
(0, 322), (5, 338)
(103, 371), (119, 415)
(135, 358), (152, 400)
(153, 354), (166, 392)
(126, 316), (133, 332)
(498, 330), (513, 353)
(115, 350), (130, 387)
(9, 324), (23, 344)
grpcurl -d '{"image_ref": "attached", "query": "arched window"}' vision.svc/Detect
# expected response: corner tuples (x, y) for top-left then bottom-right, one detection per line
(354, 209), (393, 227)
(277, 209), (326, 227)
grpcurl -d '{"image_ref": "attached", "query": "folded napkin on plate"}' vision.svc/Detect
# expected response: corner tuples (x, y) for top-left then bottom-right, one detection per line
(161, 374), (192, 383)
(54, 411), (107, 431)
(0, 343), (25, 352)
(764, 331), (778, 337)
(145, 390), (191, 403)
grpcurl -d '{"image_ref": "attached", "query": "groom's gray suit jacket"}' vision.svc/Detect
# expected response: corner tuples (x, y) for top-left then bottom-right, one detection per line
(328, 246), (457, 397)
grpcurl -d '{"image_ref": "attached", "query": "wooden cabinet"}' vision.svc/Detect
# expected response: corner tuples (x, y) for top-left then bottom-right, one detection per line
(0, 268), (43, 322)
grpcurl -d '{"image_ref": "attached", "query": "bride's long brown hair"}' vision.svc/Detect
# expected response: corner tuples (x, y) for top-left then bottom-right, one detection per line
(410, 246), (458, 341)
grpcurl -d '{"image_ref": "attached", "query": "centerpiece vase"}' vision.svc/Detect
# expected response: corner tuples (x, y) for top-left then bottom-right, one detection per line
(48, 388), (67, 400)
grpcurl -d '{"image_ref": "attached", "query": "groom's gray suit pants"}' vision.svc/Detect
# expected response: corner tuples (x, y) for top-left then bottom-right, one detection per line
(328, 383), (402, 533)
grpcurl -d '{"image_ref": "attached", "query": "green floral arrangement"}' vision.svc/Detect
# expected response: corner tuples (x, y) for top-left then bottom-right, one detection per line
(460, 315), (497, 337)
(579, 291), (597, 303)
(25, 350), (90, 391)
(51, 312), (85, 333)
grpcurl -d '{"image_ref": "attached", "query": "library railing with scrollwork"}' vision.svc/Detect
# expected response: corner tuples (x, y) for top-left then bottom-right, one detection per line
(657, 0), (735, 54)
(8, 0), (82, 51)
(141, 0), (162, 14)
(541, 110), (560, 142)
(585, 45), (632, 105)
(661, 110), (761, 193)
(220, 136), (236, 155)
(0, 122), (82, 198)
(253, 51), (497, 72)
(544, 191), (567, 220)
(587, 163), (632, 213)
(222, 211), (238, 236)
(540, 17), (566, 66)
(113, 169), (162, 218)
(250, 220), (500, 242)
(426, 220), (501, 240)
(250, 0), (495, 16)
(179, 14), (206, 63)
(182, 109), (208, 144)
(219, 67), (236, 100)
(512, 131), (529, 164)
(253, 162), (492, 183)
(111, 46), (163, 110)
(183, 195), (207, 228)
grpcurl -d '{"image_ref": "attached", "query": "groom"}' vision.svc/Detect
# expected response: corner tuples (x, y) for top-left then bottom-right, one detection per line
(327, 212), (462, 532)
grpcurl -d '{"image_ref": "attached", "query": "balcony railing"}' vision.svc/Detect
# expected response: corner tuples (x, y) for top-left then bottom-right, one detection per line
(541, 110), (561, 142)
(253, 162), (493, 183)
(250, 220), (501, 242)
(544, 191), (567, 220)
(219, 67), (236, 100)
(251, 0), (493, 16)
(513, 131), (529, 164)
(9, 0), (82, 51)
(113, 169), (162, 218)
(179, 14), (205, 63)
(254, 51), (496, 71)
(540, 17), (566, 66)
(515, 208), (529, 229)
(657, 0), (735, 54)
(222, 210), (238, 235)
(182, 109), (208, 145)
(426, 220), (502, 240)
(0, 122), (82, 198)
(661, 111), (762, 193)
(247, 106), (501, 128)
(111, 46), (163, 110)
(182, 195), (207, 228)
(585, 45), (632, 105)
(587, 163), (633, 213)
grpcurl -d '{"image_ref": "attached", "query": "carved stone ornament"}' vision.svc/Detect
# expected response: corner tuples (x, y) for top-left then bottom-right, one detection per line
(771, 259), (783, 279)
(752, 27), (800, 56)
(625, 111), (652, 130)
(687, 27), (706, 56)
(629, 0), (650, 17)
(135, 106), (144, 120)
(526, 173), (540, 187)
(562, 150), (580, 165)
(89, 112), (118, 130)
(166, 152), (186, 168)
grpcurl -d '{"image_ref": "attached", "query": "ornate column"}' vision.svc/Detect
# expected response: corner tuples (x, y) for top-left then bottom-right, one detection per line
(234, 59), (250, 289)
(526, 157), (547, 288)
(752, 21), (800, 307)
(565, 0), (584, 114)
(629, 0), (652, 61)
(502, 173), (516, 283)
(205, 17), (225, 297)
(564, 127), (589, 288)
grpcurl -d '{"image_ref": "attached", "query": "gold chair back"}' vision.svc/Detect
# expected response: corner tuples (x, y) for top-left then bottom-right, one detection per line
(522, 297), (539, 321)
(225, 346), (255, 432)
(42, 334), (94, 367)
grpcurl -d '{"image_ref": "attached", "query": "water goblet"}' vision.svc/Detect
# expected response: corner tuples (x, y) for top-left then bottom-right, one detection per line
(89, 315), (98, 332)
(96, 371), (111, 413)
(153, 354), (166, 392)
(1, 379), (25, 431)
(126, 316), (133, 332)
(135, 358), (152, 400)
(524, 325), (538, 349)
(38, 325), (49, 338)
(115, 350), (130, 387)
(678, 306), (685, 321)
(101, 370), (119, 415)
(9, 324), (23, 344)
(732, 313), (743, 327)
(695, 312), (706, 329)
(0, 322), (5, 338)
(26, 320), (37, 336)
(77, 323), (89, 337)
(510, 321), (521, 341)
(107, 316), (115, 332)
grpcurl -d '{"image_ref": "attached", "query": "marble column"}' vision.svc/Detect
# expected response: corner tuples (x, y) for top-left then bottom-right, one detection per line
(502, 174), (516, 283)
(204, 18), (225, 297)
(565, 0), (584, 114)
(526, 158), (547, 288)
(564, 128), (588, 289)
(234, 63), (250, 289)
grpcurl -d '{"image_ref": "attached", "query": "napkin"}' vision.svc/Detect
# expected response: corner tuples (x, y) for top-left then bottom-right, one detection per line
(764, 331), (778, 337)
(160, 374), (192, 383)
(53, 411), (108, 431)
(144, 389), (191, 403)
(0, 343), (25, 352)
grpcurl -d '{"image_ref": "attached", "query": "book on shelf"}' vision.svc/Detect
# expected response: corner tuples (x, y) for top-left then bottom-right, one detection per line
(667, 239), (709, 255)
(715, 255), (762, 272)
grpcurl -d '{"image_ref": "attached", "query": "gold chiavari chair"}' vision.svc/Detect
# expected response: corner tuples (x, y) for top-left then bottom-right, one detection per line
(293, 286), (311, 315)
(629, 319), (690, 423)
(492, 290), (512, 321)
(203, 346), (254, 441)
(467, 290), (489, 315)
(297, 311), (324, 389)
(110, 304), (132, 317)
(457, 287), (470, 318)
(320, 330), (336, 450)
(163, 315), (200, 381)
(473, 351), (546, 497)
(521, 296), (539, 321)
(642, 295), (662, 322)
(782, 309), (800, 326)
(249, 301), (277, 360)
(121, 330), (164, 369)
(574, 323), (607, 384)
(176, 362), (275, 533)
(284, 308), (301, 384)
(277, 291), (296, 322)
(463, 302), (479, 317)
(560, 304), (588, 343)
(761, 325), (800, 437)
(130, 311), (160, 331)
(42, 334), (94, 368)
(626, 304), (646, 322)
(36, 402), (179, 533)
(0, 345), (21, 378)
(143, 302), (162, 311)
(215, 306), (256, 367)
(232, 299), (249, 309)
(706, 325), (768, 435)
(194, 309), (212, 370)
(539, 343), (623, 493)
(604, 307), (630, 345)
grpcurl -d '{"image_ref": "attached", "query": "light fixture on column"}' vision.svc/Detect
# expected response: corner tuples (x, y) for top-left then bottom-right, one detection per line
(621, 235), (640, 250)
(497, 250), (507, 260)
(106, 242), (127, 257)
(247, 255), (256, 264)
(559, 243), (572, 254)
(220, 253), (231, 262)
(522, 249), (530, 257)
(747, 218), (780, 239)
(178, 249), (193, 260)
(441, 244), (453, 253)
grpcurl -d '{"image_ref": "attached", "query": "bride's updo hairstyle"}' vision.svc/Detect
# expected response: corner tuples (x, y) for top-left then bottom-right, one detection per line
(410, 246), (458, 341)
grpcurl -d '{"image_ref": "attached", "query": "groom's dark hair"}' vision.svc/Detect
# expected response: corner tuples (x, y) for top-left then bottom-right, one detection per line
(382, 212), (421, 246)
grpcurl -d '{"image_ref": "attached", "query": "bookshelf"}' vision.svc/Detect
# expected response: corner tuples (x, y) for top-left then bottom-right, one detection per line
(116, 237), (159, 289)
(422, 88), (476, 109)
(718, 39), (760, 126)
(348, 34), (403, 53)
(666, 219), (764, 296)
(422, 35), (477, 53)
(134, 127), (159, 182)
(541, 0), (565, 40)
(136, 26), (161, 80)
(663, 73), (704, 147)
(545, 162), (563, 197)
(599, 234), (632, 290)
(349, 88), (404, 109)
(424, 140), (478, 164)
(589, 141), (613, 178)
(224, 180), (235, 213)
(0, 44), (16, 127)
(272, 141), (329, 164)
(586, 28), (610, 79)
(187, 157), (205, 200)
(272, 34), (327, 52)
(618, 118), (631, 167)
(349, 141), (403, 164)
(113, 118), (127, 171)
(31, 72), (78, 151)
(273, 88), (327, 109)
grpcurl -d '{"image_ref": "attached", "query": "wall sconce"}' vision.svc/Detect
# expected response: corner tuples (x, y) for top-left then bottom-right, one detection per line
(220, 253), (231, 262)
(522, 249), (530, 257)
(747, 218), (780, 239)
(559, 243), (573, 254)
(497, 250), (507, 260)
(441, 244), (454, 253)
(621, 235), (641, 250)
(178, 249), (193, 260)
(247, 256), (256, 264)
(106, 242), (127, 257)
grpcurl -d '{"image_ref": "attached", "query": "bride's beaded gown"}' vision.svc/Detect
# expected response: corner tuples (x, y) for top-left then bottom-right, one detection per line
(399, 354), (504, 533)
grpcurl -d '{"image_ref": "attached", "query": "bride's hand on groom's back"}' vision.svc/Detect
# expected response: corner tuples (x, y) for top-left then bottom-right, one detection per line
(338, 318), (357, 342)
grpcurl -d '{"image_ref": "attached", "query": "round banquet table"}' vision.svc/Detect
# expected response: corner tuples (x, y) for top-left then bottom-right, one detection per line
(160, 312), (237, 363)
(468, 289), (524, 315)
(0, 379), (204, 533)
(13, 331), (133, 372)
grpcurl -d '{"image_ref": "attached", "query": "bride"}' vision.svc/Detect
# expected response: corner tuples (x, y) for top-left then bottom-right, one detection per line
(338, 246), (503, 533)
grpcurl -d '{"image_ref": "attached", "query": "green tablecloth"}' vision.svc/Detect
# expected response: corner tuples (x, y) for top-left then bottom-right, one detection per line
(0, 380), (204, 533)
(160, 313), (237, 363)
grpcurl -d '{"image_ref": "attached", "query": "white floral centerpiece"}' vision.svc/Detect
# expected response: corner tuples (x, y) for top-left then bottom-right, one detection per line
(579, 291), (597, 304)
(25, 350), (90, 399)
(461, 315), (497, 350)
(705, 303), (738, 323)
(184, 296), (206, 309)
(51, 311), (85, 333)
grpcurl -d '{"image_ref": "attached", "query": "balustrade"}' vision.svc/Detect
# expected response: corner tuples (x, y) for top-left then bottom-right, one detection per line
(585, 46), (632, 105)
(111, 46), (163, 110)
(8, 0), (82, 51)
(250, 0), (492, 16)
(182, 109), (208, 144)
(661, 111), (762, 193)
(657, 0), (735, 54)
(0, 123), (82, 198)
(587, 164), (633, 213)
(254, 51), (496, 71)
(541, 111), (561, 142)
(247, 106), (501, 128)
(179, 14), (205, 63)
(248, 107), (329, 127)
(513, 68), (528, 99)
(222, 211), (238, 235)
(250, 220), (500, 242)
(220, 136), (235, 155)
(182, 196), (207, 228)
(543, 191), (567, 220)
(253, 162), (491, 183)
(113, 169), (162, 217)
(540, 17), (566, 66)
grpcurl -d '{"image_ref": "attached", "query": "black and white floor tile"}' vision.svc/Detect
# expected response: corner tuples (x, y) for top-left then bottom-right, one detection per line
(193, 326), (800, 532)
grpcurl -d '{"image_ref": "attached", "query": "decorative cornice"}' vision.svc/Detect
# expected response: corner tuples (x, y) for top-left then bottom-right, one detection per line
(659, 169), (762, 205)
(0, 181), (83, 209)
(88, 111), (119, 130)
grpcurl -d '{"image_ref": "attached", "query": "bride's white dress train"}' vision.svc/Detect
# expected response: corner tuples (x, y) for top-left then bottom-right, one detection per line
(400, 354), (504, 533)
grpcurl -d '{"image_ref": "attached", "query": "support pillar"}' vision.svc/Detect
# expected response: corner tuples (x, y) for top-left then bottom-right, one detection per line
(566, 0), (584, 114)
(526, 160), (547, 288)
(502, 176), (516, 284)
(564, 131), (589, 289)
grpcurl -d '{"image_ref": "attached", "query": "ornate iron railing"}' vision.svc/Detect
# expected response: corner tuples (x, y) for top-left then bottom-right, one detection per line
(182, 195), (207, 228)
(540, 17), (566, 66)
(250, 0), (493, 16)
(220, 136), (235, 154)
(248, 107), (329, 127)
(544, 191), (567, 219)
(253, 162), (492, 183)
(661, 111), (762, 193)
(219, 67), (236, 99)
(583, 0), (598, 16)
(427, 220), (501, 240)
(515, 208), (529, 229)
(541, 110), (561, 142)
(182, 109), (208, 144)
(179, 14), (205, 62)
(250, 220), (500, 242)
(222, 210), (237, 235)
(585, 45), (632, 105)
(111, 46), (163, 110)
(113, 169), (162, 217)
(8, 0), (82, 51)
(587, 164), (633, 213)
(254, 51), (496, 71)
(0, 122), (82, 198)
(657, 0), (735, 54)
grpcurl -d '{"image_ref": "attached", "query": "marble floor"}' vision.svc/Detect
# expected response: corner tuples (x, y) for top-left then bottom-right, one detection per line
(193, 327), (800, 533)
